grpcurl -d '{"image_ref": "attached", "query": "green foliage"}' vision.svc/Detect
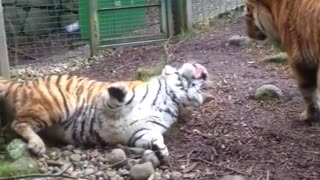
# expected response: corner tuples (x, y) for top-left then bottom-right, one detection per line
(136, 61), (166, 82)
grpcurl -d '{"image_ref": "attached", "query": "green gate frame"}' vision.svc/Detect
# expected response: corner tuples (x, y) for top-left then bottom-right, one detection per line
(87, 0), (173, 56)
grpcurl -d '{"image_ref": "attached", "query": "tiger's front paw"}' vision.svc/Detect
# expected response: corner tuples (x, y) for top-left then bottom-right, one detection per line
(108, 84), (127, 103)
(28, 136), (46, 156)
(151, 142), (169, 163)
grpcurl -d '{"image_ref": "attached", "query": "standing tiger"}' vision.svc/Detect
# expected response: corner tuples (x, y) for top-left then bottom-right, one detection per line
(0, 63), (208, 159)
(245, 0), (320, 122)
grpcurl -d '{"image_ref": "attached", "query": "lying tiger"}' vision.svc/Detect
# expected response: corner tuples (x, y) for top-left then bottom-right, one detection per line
(0, 62), (208, 160)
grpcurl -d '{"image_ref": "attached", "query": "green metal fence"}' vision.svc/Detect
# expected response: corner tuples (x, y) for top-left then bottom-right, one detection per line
(85, 0), (173, 54)
(2, 0), (172, 67)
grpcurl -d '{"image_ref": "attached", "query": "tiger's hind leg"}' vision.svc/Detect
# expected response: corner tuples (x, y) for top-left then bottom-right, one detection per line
(11, 116), (47, 156)
(291, 61), (320, 122)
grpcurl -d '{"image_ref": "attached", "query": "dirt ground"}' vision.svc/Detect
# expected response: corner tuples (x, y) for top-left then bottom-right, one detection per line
(70, 15), (320, 180)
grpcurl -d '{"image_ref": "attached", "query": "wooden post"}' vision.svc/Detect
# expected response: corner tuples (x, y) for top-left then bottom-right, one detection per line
(88, 0), (100, 57)
(172, 0), (193, 34)
(0, 1), (10, 79)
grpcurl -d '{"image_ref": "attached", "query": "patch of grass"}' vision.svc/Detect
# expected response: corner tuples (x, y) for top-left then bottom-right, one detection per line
(136, 61), (166, 82)
(0, 161), (12, 177)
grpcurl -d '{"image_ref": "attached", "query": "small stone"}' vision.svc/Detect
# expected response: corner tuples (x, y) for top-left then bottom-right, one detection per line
(6, 139), (30, 160)
(73, 149), (82, 154)
(65, 145), (74, 151)
(118, 168), (130, 176)
(220, 175), (246, 180)
(183, 173), (197, 179)
(141, 150), (160, 168)
(130, 162), (155, 180)
(52, 167), (61, 173)
(62, 150), (73, 157)
(90, 149), (100, 158)
(84, 168), (95, 175)
(255, 84), (283, 100)
(81, 154), (87, 160)
(228, 35), (252, 47)
(171, 171), (182, 179)
(126, 159), (141, 169)
(106, 170), (117, 177)
(70, 154), (82, 162)
(108, 149), (127, 168)
(96, 171), (104, 177)
(9, 157), (39, 174)
(262, 52), (287, 64)
(127, 147), (146, 155)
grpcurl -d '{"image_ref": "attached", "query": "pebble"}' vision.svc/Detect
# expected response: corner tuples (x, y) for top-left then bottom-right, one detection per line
(108, 149), (127, 168)
(70, 154), (82, 162)
(90, 149), (100, 158)
(73, 149), (82, 154)
(130, 162), (155, 180)
(220, 175), (246, 180)
(62, 150), (73, 157)
(141, 150), (160, 168)
(65, 145), (74, 151)
(84, 168), (95, 175)
(171, 171), (183, 179)
(255, 84), (283, 100)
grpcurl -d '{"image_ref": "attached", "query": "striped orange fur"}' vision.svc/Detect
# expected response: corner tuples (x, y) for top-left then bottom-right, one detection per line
(0, 63), (209, 160)
(245, 0), (320, 122)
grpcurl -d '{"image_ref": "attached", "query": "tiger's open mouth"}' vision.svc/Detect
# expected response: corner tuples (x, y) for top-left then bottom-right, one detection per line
(192, 63), (208, 80)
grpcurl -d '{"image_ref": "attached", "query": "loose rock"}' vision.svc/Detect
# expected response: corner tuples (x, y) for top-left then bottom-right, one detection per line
(141, 150), (160, 168)
(228, 35), (252, 47)
(6, 139), (30, 160)
(70, 154), (82, 162)
(262, 52), (287, 64)
(130, 162), (155, 180)
(108, 148), (127, 168)
(220, 175), (246, 180)
(255, 84), (283, 100)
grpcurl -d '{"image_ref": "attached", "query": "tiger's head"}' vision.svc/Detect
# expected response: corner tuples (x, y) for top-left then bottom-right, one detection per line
(161, 63), (208, 108)
(245, 0), (280, 41)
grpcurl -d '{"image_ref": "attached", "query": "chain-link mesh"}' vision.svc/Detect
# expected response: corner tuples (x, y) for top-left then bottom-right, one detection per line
(95, 0), (164, 46)
(3, 0), (86, 67)
(192, 0), (245, 25)
(3, 0), (164, 67)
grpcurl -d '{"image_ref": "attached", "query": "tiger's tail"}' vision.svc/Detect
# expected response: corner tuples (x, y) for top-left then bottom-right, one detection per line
(0, 92), (15, 128)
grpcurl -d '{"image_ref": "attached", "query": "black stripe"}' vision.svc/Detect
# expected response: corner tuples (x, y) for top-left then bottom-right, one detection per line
(56, 75), (70, 120)
(147, 120), (168, 129)
(95, 131), (106, 146)
(132, 134), (146, 147)
(125, 85), (137, 105)
(128, 128), (150, 146)
(164, 108), (178, 118)
(129, 120), (140, 126)
(46, 76), (62, 121)
(139, 84), (149, 103)
(152, 79), (162, 106)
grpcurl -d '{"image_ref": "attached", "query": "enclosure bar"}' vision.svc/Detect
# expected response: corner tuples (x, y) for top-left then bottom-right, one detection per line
(88, 0), (100, 56)
(0, 1), (10, 79)
(172, 0), (193, 34)
(100, 34), (166, 45)
(98, 38), (167, 49)
(164, 0), (174, 36)
(97, 3), (161, 11)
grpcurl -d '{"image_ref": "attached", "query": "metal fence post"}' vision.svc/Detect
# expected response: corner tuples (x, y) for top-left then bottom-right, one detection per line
(172, 0), (193, 34)
(88, 0), (100, 57)
(0, 1), (10, 79)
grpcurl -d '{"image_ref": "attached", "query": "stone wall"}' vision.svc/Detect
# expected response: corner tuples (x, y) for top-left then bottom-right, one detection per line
(3, 0), (79, 44)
